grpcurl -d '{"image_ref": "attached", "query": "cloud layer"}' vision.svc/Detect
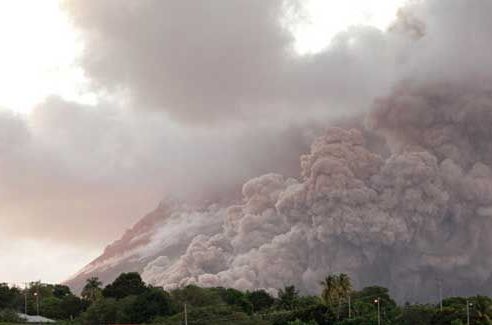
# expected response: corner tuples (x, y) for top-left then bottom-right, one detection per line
(63, 0), (405, 125)
(0, 97), (318, 247)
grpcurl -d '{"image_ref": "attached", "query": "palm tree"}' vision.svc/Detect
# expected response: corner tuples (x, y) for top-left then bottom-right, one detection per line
(337, 273), (352, 319)
(278, 285), (299, 310)
(320, 273), (353, 319)
(320, 275), (339, 307)
(81, 277), (102, 302)
(474, 295), (492, 325)
(338, 273), (352, 300)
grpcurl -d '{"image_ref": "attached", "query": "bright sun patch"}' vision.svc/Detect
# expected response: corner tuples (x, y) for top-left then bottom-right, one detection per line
(0, 0), (92, 113)
(290, 0), (408, 54)
(0, 0), (407, 114)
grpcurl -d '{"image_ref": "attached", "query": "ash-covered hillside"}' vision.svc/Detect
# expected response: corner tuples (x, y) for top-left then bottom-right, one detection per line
(67, 81), (492, 301)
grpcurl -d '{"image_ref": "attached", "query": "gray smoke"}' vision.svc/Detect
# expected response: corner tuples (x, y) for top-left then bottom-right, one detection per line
(70, 83), (492, 299)
(61, 0), (492, 301)
(62, 0), (401, 125)
(134, 84), (492, 301)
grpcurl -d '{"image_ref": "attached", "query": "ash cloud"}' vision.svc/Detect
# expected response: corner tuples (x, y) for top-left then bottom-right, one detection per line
(139, 101), (492, 301)
(63, 0), (400, 125)
(62, 0), (492, 301)
(63, 0), (293, 124)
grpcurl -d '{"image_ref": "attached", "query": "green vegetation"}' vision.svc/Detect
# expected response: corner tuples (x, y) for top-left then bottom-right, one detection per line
(1, 273), (491, 324)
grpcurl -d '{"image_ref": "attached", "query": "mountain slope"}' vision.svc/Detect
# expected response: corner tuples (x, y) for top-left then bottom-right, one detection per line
(68, 83), (492, 301)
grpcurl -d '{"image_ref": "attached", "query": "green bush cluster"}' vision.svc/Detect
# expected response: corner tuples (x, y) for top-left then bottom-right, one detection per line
(1, 272), (491, 324)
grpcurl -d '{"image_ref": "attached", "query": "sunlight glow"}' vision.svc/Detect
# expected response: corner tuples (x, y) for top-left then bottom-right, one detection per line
(291, 0), (409, 54)
(0, 237), (99, 283)
(0, 0), (409, 113)
(0, 0), (93, 114)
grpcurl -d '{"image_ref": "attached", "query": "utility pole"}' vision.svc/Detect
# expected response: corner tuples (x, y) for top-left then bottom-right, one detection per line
(374, 297), (381, 325)
(438, 279), (443, 312)
(348, 295), (351, 319)
(466, 299), (471, 325)
(184, 303), (188, 325)
(24, 283), (28, 315)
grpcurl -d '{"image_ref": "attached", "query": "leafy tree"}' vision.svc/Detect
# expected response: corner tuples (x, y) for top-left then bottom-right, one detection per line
(266, 303), (331, 325)
(81, 277), (102, 302)
(128, 287), (175, 323)
(60, 294), (85, 319)
(431, 307), (466, 325)
(430, 297), (468, 325)
(296, 295), (323, 309)
(102, 272), (148, 299)
(114, 295), (138, 323)
(396, 303), (435, 325)
(0, 308), (23, 323)
(212, 287), (253, 314)
(171, 284), (223, 308)
(52, 284), (71, 299)
(278, 285), (300, 310)
(157, 304), (266, 325)
(0, 283), (22, 310)
(39, 296), (63, 319)
(247, 289), (275, 312)
(21, 281), (51, 316)
(28, 281), (52, 298)
(288, 319), (317, 325)
(352, 286), (396, 307)
(290, 303), (332, 325)
(472, 295), (492, 324)
(345, 286), (399, 325)
(82, 297), (118, 324)
(31, 284), (78, 320)
(432, 296), (492, 325)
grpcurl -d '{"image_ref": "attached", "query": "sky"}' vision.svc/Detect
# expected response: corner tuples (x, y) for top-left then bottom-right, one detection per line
(0, 0), (407, 284)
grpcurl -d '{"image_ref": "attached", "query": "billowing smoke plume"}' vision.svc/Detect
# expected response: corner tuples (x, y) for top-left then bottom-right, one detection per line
(68, 80), (492, 301)
(60, 0), (492, 301)
(70, 92), (492, 301)
(140, 101), (492, 302)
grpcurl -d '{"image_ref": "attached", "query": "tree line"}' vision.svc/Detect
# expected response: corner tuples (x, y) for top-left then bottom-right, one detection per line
(0, 272), (491, 324)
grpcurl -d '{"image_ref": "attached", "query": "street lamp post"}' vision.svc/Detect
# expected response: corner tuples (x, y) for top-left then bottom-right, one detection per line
(24, 283), (28, 315)
(33, 292), (39, 316)
(374, 297), (381, 325)
(466, 299), (472, 325)
(437, 279), (443, 312)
